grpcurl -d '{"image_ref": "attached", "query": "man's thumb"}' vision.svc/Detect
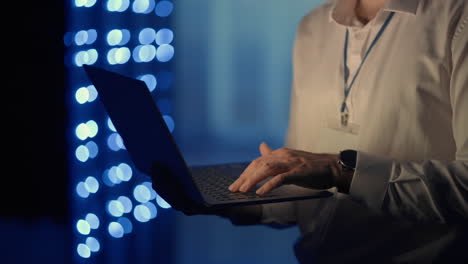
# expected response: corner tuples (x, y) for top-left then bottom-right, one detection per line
(259, 142), (273, 156)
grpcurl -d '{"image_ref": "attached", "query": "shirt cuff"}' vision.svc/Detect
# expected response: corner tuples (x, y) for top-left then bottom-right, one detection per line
(349, 151), (394, 211)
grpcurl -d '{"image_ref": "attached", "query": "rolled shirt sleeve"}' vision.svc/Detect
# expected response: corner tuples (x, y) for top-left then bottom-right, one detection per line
(350, 15), (468, 224)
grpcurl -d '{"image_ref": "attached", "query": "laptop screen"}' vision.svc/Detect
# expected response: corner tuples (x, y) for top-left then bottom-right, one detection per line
(83, 65), (196, 192)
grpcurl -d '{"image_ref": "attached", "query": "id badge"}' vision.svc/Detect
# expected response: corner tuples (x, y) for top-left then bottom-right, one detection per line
(316, 113), (360, 154)
(329, 113), (360, 135)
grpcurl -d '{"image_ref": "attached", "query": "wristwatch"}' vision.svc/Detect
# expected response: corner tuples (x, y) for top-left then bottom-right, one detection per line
(338, 149), (357, 172)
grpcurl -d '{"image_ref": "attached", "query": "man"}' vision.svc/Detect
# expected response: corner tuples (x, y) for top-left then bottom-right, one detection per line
(157, 0), (468, 262)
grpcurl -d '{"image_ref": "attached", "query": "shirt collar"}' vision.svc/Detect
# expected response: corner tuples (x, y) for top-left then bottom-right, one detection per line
(384, 0), (420, 15)
(328, 0), (420, 24)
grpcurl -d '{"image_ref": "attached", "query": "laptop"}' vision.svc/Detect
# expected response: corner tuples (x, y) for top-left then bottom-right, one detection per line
(83, 65), (333, 212)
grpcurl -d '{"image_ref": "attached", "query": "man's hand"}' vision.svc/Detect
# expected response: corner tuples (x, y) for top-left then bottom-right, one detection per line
(228, 142), (349, 195)
(151, 162), (264, 224)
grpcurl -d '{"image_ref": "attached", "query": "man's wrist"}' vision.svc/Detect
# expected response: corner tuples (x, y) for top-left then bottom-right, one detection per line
(335, 150), (357, 193)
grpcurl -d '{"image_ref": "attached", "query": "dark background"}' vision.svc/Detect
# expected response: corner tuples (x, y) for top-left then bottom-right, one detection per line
(4, 1), (67, 220)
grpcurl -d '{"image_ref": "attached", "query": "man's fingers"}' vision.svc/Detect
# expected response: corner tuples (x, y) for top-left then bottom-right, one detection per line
(238, 160), (284, 192)
(256, 171), (293, 195)
(260, 142), (273, 156)
(229, 158), (264, 191)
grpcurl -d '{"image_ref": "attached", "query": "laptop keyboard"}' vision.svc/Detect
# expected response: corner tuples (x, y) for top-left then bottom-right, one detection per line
(192, 166), (277, 202)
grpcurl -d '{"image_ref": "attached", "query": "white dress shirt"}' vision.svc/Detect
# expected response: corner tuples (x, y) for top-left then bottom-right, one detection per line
(261, 0), (468, 262)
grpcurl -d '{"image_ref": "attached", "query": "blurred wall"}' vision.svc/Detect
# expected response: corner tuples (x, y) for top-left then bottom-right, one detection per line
(173, 1), (325, 263)
(174, 0), (325, 165)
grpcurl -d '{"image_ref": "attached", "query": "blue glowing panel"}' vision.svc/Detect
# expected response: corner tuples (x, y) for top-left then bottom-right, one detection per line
(67, 0), (174, 261)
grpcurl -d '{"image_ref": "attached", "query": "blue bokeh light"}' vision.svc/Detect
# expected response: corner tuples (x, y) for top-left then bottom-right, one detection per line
(75, 145), (90, 162)
(74, 49), (99, 67)
(76, 219), (91, 235)
(117, 163), (132, 181)
(84, 176), (99, 193)
(107, 166), (123, 184)
(107, 30), (122, 46)
(75, 0), (86, 7)
(107, 133), (125, 151)
(133, 204), (151, 223)
(137, 74), (157, 92)
(86, 237), (100, 252)
(133, 184), (151, 203)
(107, 200), (125, 217)
(102, 169), (115, 187)
(133, 45), (156, 63)
(75, 123), (90, 140)
(75, 85), (98, 104)
(84, 0), (97, 7)
(85, 141), (99, 158)
(107, 117), (116, 132)
(87, 85), (98, 102)
(155, 28), (173, 45)
(138, 28), (156, 45)
(156, 195), (171, 209)
(118, 47), (132, 64)
(86, 29), (98, 44)
(76, 182), (90, 198)
(142, 181), (157, 200)
(107, 47), (131, 65)
(107, 0), (130, 12)
(86, 120), (99, 138)
(163, 115), (175, 132)
(132, 0), (155, 14)
(77, 243), (91, 258)
(108, 222), (125, 238)
(117, 217), (133, 234)
(75, 0), (97, 8)
(156, 44), (174, 62)
(107, 29), (130, 46)
(74, 30), (88, 46)
(75, 87), (90, 104)
(85, 213), (100, 229)
(144, 202), (158, 219)
(117, 196), (133, 213)
(155, 0), (173, 17)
